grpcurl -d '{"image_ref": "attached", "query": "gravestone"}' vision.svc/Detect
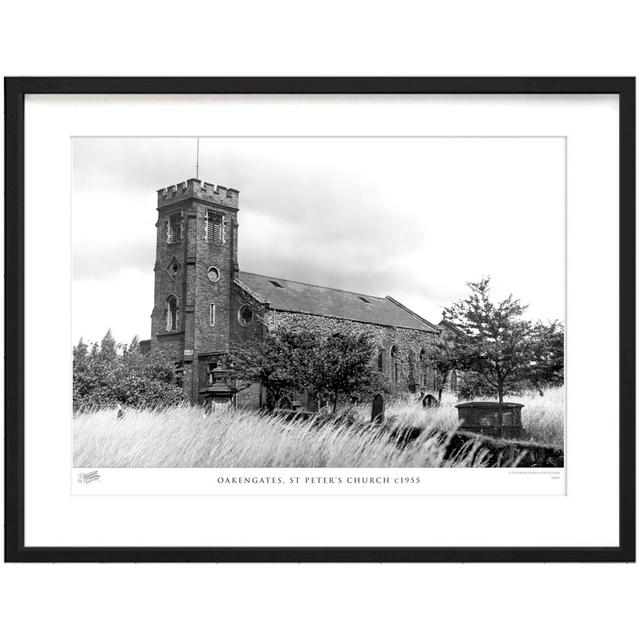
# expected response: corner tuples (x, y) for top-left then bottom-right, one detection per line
(421, 393), (438, 408)
(371, 393), (385, 424)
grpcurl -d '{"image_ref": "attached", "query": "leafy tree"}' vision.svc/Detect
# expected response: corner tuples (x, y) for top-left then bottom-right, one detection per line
(444, 277), (558, 426)
(309, 333), (378, 412)
(73, 330), (185, 411)
(127, 335), (141, 354)
(73, 337), (92, 410)
(456, 370), (523, 400)
(99, 328), (118, 360)
(231, 329), (379, 412)
(115, 348), (184, 408)
(74, 337), (88, 361)
(231, 330), (319, 410)
(421, 336), (461, 403)
(527, 320), (565, 395)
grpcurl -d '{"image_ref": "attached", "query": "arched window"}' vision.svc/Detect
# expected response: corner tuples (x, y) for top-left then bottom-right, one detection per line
(419, 348), (427, 386)
(165, 295), (178, 331)
(391, 346), (399, 384)
(377, 349), (384, 372)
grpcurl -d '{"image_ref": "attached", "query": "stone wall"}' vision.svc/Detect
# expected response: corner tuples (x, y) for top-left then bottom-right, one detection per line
(269, 310), (440, 393)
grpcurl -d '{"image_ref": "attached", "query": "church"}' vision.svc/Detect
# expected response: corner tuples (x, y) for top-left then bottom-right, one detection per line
(141, 178), (457, 408)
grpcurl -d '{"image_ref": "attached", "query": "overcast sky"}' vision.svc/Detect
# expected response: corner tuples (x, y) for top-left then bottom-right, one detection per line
(72, 137), (565, 344)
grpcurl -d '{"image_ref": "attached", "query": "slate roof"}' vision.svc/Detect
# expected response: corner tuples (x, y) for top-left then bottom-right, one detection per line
(439, 319), (467, 338)
(236, 271), (439, 332)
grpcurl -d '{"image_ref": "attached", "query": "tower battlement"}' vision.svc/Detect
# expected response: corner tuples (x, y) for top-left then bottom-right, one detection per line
(157, 178), (239, 209)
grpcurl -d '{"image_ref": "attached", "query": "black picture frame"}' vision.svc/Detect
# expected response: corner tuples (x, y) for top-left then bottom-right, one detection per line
(4, 77), (635, 563)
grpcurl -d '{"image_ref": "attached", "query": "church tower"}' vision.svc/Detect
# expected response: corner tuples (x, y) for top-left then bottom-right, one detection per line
(150, 178), (240, 402)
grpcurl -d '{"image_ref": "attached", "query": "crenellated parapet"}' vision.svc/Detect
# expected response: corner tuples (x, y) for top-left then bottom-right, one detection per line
(157, 178), (239, 209)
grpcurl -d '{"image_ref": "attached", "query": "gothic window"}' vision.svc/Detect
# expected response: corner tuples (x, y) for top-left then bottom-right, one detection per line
(391, 346), (399, 384)
(165, 295), (178, 331)
(377, 349), (384, 372)
(209, 303), (216, 327)
(419, 348), (427, 385)
(166, 212), (183, 244)
(450, 370), (458, 393)
(205, 210), (225, 245)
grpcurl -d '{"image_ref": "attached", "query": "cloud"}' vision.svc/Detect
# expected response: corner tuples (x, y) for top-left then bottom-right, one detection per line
(72, 137), (565, 342)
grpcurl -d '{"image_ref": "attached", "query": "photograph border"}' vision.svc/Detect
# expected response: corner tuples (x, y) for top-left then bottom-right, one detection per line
(4, 76), (635, 562)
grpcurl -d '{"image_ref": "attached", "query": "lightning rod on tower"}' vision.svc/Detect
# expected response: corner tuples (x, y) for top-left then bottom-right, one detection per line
(196, 138), (200, 180)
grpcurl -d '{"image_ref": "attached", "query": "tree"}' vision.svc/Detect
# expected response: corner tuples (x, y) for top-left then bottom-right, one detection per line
(73, 337), (93, 410)
(116, 348), (185, 408)
(73, 330), (185, 411)
(73, 336), (88, 361)
(421, 336), (461, 403)
(444, 277), (539, 426)
(127, 335), (141, 354)
(99, 328), (118, 360)
(231, 330), (319, 410)
(309, 332), (378, 412)
(526, 320), (564, 395)
(231, 329), (380, 412)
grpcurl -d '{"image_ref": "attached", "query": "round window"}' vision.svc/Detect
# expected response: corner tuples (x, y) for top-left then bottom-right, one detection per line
(238, 305), (254, 326)
(207, 266), (220, 282)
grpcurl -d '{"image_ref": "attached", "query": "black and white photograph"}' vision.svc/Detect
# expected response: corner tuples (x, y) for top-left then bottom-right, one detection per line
(2, 4), (638, 637)
(72, 136), (566, 470)
(7, 77), (632, 565)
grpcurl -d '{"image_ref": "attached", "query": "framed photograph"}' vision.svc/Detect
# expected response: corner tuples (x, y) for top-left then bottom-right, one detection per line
(4, 77), (635, 562)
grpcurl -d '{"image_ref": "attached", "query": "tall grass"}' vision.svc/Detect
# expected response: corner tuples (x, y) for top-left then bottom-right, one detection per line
(364, 386), (565, 448)
(73, 387), (564, 468)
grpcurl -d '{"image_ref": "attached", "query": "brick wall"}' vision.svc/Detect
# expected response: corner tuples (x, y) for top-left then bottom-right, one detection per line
(150, 179), (240, 402)
(150, 206), (187, 363)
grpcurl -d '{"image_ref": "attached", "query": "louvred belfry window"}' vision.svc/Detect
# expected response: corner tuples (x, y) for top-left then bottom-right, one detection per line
(166, 212), (183, 244)
(205, 210), (225, 245)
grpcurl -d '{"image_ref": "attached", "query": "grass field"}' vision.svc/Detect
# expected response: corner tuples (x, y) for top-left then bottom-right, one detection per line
(73, 387), (564, 468)
(359, 386), (565, 448)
